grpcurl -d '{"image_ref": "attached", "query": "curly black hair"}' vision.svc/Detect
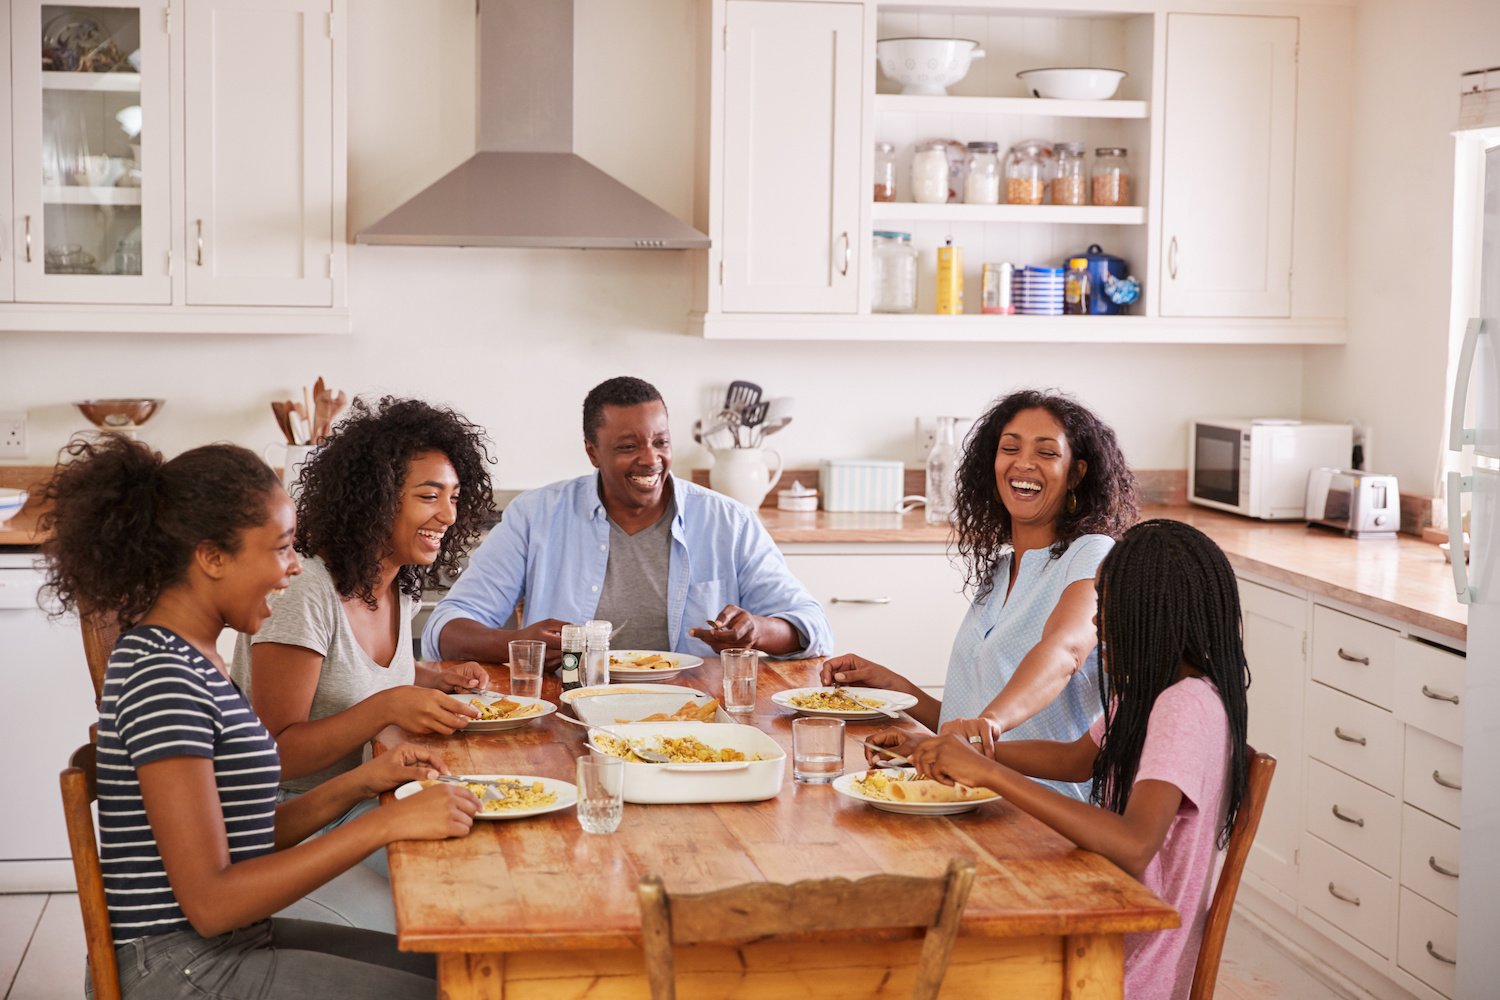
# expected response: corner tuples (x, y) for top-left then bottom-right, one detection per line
(293, 396), (497, 607)
(582, 376), (665, 443)
(39, 437), (281, 628)
(953, 388), (1138, 603)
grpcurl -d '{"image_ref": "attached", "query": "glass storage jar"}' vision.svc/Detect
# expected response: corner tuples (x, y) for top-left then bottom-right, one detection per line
(1004, 140), (1051, 205)
(871, 231), (919, 313)
(963, 141), (1001, 205)
(911, 141), (949, 204)
(1091, 147), (1132, 206)
(874, 141), (896, 202)
(1052, 142), (1087, 206)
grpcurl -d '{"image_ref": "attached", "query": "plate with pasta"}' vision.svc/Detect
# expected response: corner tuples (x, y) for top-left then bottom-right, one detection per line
(606, 650), (704, 681)
(458, 692), (556, 732)
(832, 768), (999, 816)
(771, 686), (917, 720)
(396, 774), (577, 820)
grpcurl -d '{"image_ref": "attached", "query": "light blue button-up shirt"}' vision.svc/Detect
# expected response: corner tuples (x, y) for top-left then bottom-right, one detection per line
(422, 473), (832, 660)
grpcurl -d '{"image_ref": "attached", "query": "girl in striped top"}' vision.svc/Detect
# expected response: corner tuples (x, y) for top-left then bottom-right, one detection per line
(40, 437), (480, 999)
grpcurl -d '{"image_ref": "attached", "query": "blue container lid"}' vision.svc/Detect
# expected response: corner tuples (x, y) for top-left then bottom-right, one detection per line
(873, 230), (912, 241)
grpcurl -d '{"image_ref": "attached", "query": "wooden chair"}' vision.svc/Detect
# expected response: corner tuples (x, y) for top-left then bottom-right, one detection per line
(637, 857), (976, 1000)
(61, 742), (121, 1000)
(80, 610), (120, 709)
(1189, 750), (1277, 1000)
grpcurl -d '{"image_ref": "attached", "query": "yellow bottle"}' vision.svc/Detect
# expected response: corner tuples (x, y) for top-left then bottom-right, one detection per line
(936, 240), (963, 315)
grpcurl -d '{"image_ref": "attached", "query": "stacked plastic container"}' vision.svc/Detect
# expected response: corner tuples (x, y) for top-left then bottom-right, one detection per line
(1013, 266), (1065, 315)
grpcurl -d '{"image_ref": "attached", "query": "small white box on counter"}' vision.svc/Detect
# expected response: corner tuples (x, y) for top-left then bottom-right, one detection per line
(819, 459), (905, 512)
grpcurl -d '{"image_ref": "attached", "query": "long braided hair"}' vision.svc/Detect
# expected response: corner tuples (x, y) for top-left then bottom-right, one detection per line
(1090, 519), (1251, 849)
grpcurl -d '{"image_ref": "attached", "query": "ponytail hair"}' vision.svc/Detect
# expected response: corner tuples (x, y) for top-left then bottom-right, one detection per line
(39, 437), (281, 628)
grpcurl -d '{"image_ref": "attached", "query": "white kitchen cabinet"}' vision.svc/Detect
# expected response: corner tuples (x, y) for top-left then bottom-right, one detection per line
(1159, 13), (1297, 318)
(0, 8), (12, 302)
(717, 0), (863, 314)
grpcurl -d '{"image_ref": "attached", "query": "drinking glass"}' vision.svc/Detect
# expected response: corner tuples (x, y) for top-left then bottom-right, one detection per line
(508, 639), (546, 698)
(792, 717), (845, 784)
(576, 755), (624, 834)
(721, 647), (758, 713)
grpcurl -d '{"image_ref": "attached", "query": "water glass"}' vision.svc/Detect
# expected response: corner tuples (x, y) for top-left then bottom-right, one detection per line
(576, 755), (624, 834)
(721, 647), (758, 713)
(792, 717), (845, 784)
(508, 639), (545, 698)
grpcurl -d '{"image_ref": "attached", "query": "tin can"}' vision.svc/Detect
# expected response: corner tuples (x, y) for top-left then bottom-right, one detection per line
(936, 240), (963, 315)
(981, 262), (1015, 315)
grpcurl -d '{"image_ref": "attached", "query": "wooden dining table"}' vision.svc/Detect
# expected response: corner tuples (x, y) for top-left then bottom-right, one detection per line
(375, 657), (1177, 999)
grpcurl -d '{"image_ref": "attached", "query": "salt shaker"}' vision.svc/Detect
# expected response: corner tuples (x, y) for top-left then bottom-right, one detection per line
(583, 620), (612, 688)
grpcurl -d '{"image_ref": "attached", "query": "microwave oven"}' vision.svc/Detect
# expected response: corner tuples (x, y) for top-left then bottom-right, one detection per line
(1188, 419), (1354, 520)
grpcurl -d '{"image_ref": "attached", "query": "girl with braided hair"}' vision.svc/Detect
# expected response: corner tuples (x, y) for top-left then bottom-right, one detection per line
(902, 519), (1252, 1000)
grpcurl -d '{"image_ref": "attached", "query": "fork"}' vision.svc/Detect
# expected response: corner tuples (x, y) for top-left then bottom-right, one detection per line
(433, 775), (512, 802)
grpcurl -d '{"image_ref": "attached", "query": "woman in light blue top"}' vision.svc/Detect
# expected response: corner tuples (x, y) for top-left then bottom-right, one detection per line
(823, 389), (1137, 797)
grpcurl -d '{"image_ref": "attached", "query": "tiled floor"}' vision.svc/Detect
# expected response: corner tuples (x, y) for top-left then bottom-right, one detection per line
(1, 894), (1353, 999)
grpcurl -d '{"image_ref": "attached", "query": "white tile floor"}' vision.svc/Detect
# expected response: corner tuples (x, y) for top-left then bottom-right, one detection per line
(0, 894), (1354, 999)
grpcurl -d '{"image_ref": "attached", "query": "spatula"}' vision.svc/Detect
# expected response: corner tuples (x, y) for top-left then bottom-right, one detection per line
(724, 380), (761, 415)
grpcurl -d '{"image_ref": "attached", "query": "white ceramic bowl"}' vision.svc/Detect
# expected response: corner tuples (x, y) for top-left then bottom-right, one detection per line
(1017, 67), (1127, 100)
(877, 38), (986, 97)
(0, 489), (27, 525)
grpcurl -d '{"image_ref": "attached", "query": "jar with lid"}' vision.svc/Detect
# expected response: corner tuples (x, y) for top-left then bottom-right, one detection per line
(874, 141), (896, 202)
(911, 141), (949, 204)
(1063, 257), (1091, 315)
(871, 231), (919, 313)
(1004, 140), (1051, 205)
(1091, 147), (1132, 206)
(963, 142), (1001, 205)
(1051, 142), (1087, 206)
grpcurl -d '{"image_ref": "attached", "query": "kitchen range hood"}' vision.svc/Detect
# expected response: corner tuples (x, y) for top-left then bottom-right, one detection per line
(356, 0), (708, 250)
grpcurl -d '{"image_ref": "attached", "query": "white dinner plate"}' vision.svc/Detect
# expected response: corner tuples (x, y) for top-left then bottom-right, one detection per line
(832, 768), (997, 816)
(606, 650), (704, 681)
(771, 686), (918, 720)
(453, 692), (556, 733)
(393, 774), (577, 820)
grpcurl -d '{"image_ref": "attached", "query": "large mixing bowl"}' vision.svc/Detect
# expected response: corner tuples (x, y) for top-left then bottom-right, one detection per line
(75, 398), (164, 429)
(1017, 67), (1127, 100)
(877, 38), (985, 97)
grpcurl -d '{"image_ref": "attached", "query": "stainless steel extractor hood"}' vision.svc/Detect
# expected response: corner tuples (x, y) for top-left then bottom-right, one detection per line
(356, 0), (708, 250)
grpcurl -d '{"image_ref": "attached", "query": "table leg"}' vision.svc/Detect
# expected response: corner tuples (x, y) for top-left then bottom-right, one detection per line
(438, 953), (505, 1000)
(1062, 933), (1125, 1000)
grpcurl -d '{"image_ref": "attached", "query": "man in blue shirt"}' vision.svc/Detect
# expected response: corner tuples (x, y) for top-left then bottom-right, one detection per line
(423, 377), (831, 664)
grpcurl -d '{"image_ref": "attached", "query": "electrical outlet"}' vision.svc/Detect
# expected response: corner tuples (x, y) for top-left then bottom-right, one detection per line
(0, 412), (26, 458)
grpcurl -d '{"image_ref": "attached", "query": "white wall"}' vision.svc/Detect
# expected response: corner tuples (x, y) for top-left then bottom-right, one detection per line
(1, 0), (1307, 487)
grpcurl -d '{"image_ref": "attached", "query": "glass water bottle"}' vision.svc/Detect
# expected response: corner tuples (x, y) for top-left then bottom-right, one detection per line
(925, 416), (959, 524)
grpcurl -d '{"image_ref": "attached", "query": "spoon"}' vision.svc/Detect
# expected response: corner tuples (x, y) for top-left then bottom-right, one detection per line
(554, 713), (672, 763)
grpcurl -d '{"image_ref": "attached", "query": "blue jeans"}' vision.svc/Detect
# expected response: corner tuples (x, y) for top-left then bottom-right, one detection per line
(95, 918), (433, 1000)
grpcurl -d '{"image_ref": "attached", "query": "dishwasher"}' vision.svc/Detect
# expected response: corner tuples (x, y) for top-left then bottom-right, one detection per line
(0, 551), (99, 891)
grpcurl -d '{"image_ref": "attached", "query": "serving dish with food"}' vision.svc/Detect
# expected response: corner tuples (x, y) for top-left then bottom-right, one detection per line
(583, 721), (785, 803)
(833, 768), (999, 816)
(394, 774), (577, 820)
(606, 649), (704, 681)
(570, 688), (731, 727)
(771, 686), (918, 720)
(459, 692), (555, 733)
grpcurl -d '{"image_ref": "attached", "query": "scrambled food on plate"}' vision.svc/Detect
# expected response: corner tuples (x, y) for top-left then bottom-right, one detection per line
(852, 770), (998, 804)
(790, 689), (886, 712)
(469, 696), (544, 721)
(610, 653), (676, 670)
(593, 733), (763, 765)
(420, 778), (557, 814)
(617, 698), (720, 724)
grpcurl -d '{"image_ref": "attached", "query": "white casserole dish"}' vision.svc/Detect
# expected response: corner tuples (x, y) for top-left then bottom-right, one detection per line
(586, 721), (785, 804)
(572, 690), (733, 727)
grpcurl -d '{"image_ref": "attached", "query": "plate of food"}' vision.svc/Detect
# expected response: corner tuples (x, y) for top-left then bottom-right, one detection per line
(395, 774), (576, 820)
(771, 686), (918, 720)
(606, 650), (704, 681)
(833, 768), (999, 816)
(560, 682), (701, 704)
(456, 692), (555, 732)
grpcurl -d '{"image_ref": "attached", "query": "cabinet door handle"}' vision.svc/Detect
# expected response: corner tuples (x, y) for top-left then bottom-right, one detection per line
(1331, 804), (1364, 827)
(1333, 726), (1367, 746)
(1426, 941), (1457, 966)
(1335, 647), (1370, 665)
(1428, 855), (1459, 878)
(1167, 236), (1178, 279)
(1432, 769), (1462, 791)
(838, 231), (850, 277)
(830, 596), (891, 605)
(24, 216), (32, 262)
(196, 219), (204, 266)
(1421, 684), (1460, 705)
(1327, 882), (1360, 906)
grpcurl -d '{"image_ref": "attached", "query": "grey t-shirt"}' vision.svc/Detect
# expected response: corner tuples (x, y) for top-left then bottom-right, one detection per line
(591, 499), (674, 651)
(229, 555), (416, 794)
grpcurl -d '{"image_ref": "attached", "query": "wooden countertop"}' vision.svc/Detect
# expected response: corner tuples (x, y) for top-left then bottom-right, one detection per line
(0, 503), (46, 546)
(758, 507), (952, 543)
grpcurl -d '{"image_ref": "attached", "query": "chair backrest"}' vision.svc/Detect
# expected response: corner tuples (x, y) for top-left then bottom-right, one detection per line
(1190, 749), (1277, 1000)
(80, 611), (120, 709)
(637, 857), (976, 1000)
(60, 742), (121, 1000)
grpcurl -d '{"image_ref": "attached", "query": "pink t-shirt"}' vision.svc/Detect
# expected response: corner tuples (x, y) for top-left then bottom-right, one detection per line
(1089, 676), (1231, 1000)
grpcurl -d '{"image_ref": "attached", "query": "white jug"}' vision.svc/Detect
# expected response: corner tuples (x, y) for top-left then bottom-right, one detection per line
(708, 447), (784, 509)
(263, 443), (319, 499)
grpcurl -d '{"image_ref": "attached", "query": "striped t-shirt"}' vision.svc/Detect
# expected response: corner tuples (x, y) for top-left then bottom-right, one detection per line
(97, 625), (281, 945)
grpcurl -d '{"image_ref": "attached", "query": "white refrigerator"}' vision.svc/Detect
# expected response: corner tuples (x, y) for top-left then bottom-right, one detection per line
(1447, 145), (1500, 997)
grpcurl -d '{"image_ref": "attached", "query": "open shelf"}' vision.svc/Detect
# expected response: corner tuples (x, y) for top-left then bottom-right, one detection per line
(872, 202), (1145, 225)
(875, 94), (1148, 119)
(41, 71), (141, 93)
(42, 186), (143, 206)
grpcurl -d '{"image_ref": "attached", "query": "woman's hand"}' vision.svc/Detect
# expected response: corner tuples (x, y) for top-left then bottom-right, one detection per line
(908, 734), (1001, 789)
(427, 660), (489, 693)
(819, 653), (910, 693)
(379, 784), (479, 842)
(380, 686), (481, 736)
(354, 743), (450, 796)
(861, 727), (918, 767)
(938, 716), (1004, 757)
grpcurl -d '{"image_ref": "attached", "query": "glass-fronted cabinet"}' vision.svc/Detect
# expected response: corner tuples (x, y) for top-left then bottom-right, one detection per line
(10, 0), (169, 303)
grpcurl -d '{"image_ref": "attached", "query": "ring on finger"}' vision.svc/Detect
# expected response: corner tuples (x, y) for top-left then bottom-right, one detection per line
(966, 734), (983, 744)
